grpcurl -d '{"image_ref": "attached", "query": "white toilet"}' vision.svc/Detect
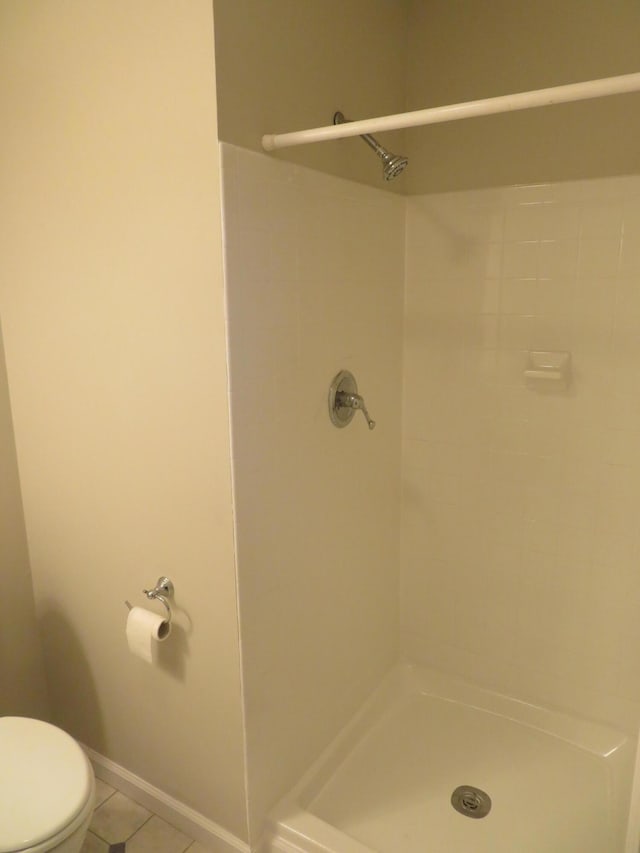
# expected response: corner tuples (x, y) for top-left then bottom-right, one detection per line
(0, 717), (95, 853)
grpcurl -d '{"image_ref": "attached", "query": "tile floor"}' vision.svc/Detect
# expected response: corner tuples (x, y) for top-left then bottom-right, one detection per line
(82, 778), (212, 852)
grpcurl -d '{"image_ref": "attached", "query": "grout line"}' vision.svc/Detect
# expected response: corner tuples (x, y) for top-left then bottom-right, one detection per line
(125, 812), (154, 841)
(97, 789), (117, 809)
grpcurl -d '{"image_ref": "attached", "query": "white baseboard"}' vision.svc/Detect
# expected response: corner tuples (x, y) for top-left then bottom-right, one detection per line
(83, 744), (250, 853)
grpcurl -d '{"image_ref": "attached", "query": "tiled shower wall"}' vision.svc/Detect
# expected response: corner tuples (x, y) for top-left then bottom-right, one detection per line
(401, 176), (640, 732)
(221, 144), (404, 841)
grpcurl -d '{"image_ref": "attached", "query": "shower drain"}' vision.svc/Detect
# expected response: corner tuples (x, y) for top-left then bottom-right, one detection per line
(451, 785), (492, 819)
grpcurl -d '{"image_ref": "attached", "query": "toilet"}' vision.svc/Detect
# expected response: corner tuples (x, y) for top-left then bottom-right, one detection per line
(0, 717), (95, 853)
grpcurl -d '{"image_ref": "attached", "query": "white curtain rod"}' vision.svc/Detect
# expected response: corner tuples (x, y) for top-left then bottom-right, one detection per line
(262, 71), (640, 152)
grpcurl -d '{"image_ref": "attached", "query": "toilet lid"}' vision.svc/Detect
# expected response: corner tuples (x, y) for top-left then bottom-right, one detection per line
(0, 717), (93, 853)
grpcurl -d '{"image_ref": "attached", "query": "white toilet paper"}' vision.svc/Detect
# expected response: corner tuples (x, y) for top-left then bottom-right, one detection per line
(126, 606), (171, 663)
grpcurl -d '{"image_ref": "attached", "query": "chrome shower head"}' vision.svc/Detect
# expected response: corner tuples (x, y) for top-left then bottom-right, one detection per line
(379, 150), (409, 181)
(334, 111), (408, 181)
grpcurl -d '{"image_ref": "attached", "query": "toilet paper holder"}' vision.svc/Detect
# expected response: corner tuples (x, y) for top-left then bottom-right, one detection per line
(124, 576), (174, 625)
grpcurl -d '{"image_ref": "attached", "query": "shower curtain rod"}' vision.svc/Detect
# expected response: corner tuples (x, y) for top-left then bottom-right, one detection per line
(261, 71), (640, 151)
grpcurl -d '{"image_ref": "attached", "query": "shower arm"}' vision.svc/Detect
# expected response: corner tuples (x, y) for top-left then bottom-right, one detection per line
(332, 111), (408, 181)
(358, 131), (387, 159)
(333, 111), (383, 156)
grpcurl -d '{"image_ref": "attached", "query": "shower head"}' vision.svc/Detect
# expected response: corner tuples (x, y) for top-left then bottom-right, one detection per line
(333, 111), (408, 181)
(378, 149), (409, 181)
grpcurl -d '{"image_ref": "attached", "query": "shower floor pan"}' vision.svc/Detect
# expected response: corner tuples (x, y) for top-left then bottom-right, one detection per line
(264, 664), (632, 853)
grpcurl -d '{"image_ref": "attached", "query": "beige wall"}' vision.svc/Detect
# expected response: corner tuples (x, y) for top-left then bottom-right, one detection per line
(213, 0), (408, 192)
(221, 144), (404, 842)
(215, 0), (640, 196)
(406, 0), (640, 193)
(0, 1), (247, 841)
(0, 323), (49, 719)
(401, 175), (640, 734)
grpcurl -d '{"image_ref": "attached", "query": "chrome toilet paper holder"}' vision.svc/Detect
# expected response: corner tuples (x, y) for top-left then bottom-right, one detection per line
(125, 576), (174, 625)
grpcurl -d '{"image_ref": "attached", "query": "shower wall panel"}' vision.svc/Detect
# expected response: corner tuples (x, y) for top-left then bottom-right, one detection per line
(401, 176), (640, 734)
(221, 144), (404, 842)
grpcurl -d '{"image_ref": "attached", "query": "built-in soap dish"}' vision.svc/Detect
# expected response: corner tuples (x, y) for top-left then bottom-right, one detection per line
(524, 351), (571, 391)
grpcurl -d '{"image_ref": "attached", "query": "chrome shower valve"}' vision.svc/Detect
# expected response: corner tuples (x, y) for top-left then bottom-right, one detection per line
(328, 370), (376, 430)
(334, 390), (376, 430)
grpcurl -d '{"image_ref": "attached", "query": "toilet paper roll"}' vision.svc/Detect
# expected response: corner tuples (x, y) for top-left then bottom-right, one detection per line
(126, 606), (171, 664)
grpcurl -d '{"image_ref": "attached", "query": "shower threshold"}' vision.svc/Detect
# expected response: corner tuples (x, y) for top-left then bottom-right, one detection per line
(263, 664), (632, 853)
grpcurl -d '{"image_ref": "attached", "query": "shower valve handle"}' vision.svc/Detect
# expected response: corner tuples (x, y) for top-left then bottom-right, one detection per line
(335, 390), (376, 430)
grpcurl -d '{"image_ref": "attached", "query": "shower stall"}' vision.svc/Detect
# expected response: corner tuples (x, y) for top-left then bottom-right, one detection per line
(215, 1), (640, 851)
(220, 142), (640, 853)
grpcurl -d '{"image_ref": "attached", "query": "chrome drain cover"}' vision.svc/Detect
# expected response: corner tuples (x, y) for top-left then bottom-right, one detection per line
(451, 785), (492, 819)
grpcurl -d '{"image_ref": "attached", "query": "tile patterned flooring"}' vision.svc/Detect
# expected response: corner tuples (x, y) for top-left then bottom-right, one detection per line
(82, 778), (211, 852)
